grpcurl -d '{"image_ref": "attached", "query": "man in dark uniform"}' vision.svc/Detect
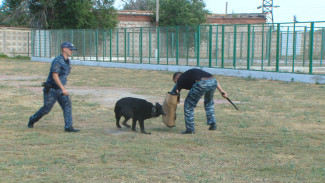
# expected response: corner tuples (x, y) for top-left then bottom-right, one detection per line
(171, 68), (228, 134)
(27, 42), (79, 132)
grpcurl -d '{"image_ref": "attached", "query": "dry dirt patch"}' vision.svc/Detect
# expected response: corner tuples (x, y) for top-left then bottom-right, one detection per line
(0, 74), (239, 109)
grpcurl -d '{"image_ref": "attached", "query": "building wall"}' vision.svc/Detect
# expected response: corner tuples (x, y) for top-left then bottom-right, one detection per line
(117, 11), (155, 28)
(0, 27), (32, 57)
(117, 10), (267, 28)
(207, 13), (266, 25)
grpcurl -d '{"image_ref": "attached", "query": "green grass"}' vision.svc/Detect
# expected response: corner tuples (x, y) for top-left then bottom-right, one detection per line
(0, 58), (325, 182)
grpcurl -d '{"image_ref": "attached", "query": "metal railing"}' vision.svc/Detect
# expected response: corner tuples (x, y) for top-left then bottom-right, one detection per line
(32, 21), (325, 75)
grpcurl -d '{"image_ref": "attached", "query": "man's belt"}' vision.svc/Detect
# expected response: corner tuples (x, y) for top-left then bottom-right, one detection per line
(41, 82), (59, 93)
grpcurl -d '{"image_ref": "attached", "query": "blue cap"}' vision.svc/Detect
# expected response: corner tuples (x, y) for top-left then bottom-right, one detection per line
(61, 42), (77, 50)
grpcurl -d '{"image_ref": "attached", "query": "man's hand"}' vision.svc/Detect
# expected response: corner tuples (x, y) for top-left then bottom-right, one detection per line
(62, 88), (69, 95)
(221, 91), (228, 98)
(52, 73), (69, 95)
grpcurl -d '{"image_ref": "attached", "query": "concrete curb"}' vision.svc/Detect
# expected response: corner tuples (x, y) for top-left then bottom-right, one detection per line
(31, 57), (325, 84)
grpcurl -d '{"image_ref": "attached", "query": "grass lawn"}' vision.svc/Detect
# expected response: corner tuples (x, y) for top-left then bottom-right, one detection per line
(0, 58), (324, 182)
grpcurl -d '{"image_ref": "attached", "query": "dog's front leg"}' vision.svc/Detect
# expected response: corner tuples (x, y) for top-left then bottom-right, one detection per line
(139, 120), (150, 134)
(131, 118), (137, 132)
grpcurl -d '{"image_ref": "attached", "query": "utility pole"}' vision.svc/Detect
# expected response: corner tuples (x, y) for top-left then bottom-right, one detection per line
(156, 0), (159, 27)
(225, 1), (228, 15)
(257, 0), (280, 23)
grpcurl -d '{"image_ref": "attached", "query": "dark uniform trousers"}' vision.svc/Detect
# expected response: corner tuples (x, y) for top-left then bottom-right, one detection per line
(30, 87), (73, 129)
(184, 78), (218, 132)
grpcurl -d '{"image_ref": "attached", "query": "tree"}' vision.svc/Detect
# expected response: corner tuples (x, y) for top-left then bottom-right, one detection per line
(1, 0), (118, 29)
(121, 0), (155, 11)
(120, 0), (209, 26)
(92, 0), (118, 29)
(0, 0), (30, 27)
(29, 0), (118, 29)
(157, 0), (209, 26)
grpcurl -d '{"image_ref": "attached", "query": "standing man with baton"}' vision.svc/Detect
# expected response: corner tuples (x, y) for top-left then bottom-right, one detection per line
(27, 42), (79, 133)
(171, 68), (228, 134)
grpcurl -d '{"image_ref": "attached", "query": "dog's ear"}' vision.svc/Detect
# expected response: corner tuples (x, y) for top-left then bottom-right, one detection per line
(155, 102), (161, 107)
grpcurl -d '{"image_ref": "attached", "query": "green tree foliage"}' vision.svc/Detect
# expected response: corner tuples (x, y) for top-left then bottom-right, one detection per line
(0, 0), (29, 27)
(92, 0), (118, 28)
(122, 0), (155, 11)
(1, 0), (118, 29)
(157, 0), (209, 26)
(121, 0), (209, 26)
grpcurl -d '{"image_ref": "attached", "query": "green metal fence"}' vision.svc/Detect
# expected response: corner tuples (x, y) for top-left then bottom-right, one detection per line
(32, 21), (325, 75)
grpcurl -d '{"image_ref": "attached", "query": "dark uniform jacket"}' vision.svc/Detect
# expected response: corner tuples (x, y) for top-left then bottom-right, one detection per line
(46, 54), (71, 89)
(176, 68), (212, 92)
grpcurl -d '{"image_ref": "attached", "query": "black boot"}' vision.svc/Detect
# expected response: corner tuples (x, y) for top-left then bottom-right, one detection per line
(27, 116), (35, 128)
(65, 127), (80, 133)
(209, 123), (217, 130)
(181, 130), (195, 134)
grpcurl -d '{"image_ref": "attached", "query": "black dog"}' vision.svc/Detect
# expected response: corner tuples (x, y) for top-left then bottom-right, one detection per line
(114, 97), (165, 134)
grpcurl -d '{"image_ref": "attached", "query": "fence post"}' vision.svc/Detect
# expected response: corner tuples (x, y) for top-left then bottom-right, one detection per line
(227, 32), (230, 59)
(197, 25), (200, 66)
(132, 28), (134, 63)
(285, 26), (289, 65)
(96, 29), (98, 61)
(209, 25), (212, 67)
(31, 30), (34, 57)
(116, 29), (119, 61)
(44, 30), (47, 58)
(39, 30), (41, 57)
(309, 22), (314, 74)
(124, 28), (127, 63)
(261, 24), (265, 70)
(53, 30), (56, 57)
(251, 26), (255, 66)
(176, 26), (179, 65)
(302, 26), (307, 67)
(49, 30), (52, 58)
(233, 25), (237, 69)
(109, 29), (112, 62)
(140, 27), (143, 64)
(292, 23), (296, 73)
(82, 30), (85, 60)
(71, 30), (73, 60)
(157, 27), (160, 64)
(27, 32), (30, 57)
(172, 32), (174, 57)
(320, 28), (324, 66)
(215, 25), (219, 66)
(276, 23), (280, 72)
(240, 32), (243, 59)
(221, 25), (225, 68)
(247, 24), (251, 70)
(89, 31), (91, 59)
(167, 27), (169, 64)
(103, 29), (106, 61)
(186, 26), (189, 65)
(267, 27), (272, 66)
(149, 28), (151, 64)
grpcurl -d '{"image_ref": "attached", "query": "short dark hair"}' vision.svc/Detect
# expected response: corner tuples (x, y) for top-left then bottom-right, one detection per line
(173, 72), (182, 80)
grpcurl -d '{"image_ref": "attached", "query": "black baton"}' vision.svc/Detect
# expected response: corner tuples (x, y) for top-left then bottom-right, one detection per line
(226, 97), (239, 110)
(221, 92), (239, 110)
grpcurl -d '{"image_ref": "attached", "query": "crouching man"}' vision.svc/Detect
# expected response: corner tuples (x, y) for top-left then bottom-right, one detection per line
(27, 42), (79, 133)
(171, 68), (228, 134)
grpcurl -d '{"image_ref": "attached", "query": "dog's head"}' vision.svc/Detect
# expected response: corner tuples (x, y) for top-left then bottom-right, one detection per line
(152, 102), (165, 117)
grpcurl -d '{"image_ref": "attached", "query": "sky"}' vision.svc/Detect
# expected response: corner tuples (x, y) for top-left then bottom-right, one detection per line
(114, 0), (325, 23)
(0, 0), (324, 23)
